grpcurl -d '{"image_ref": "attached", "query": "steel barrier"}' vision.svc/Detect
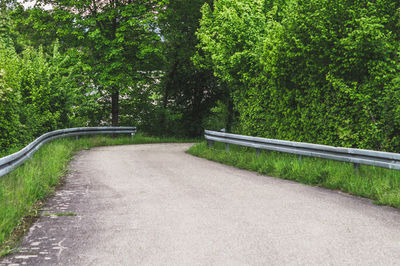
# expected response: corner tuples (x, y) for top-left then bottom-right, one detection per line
(0, 127), (136, 178)
(205, 130), (400, 170)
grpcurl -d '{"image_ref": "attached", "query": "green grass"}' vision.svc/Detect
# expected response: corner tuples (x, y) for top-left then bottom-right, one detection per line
(0, 133), (195, 256)
(188, 142), (400, 208)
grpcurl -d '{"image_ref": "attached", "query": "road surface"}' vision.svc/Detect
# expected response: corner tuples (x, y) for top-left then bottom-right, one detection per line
(1, 143), (400, 265)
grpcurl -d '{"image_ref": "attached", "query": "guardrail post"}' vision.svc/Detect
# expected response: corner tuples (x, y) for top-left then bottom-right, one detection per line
(256, 148), (261, 157)
(225, 143), (230, 152)
(353, 163), (360, 172)
(76, 136), (79, 140)
(207, 140), (214, 148)
(298, 155), (302, 162)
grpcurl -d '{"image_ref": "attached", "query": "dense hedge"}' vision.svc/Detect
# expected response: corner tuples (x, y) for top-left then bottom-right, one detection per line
(0, 43), (21, 149)
(197, 0), (400, 151)
(0, 40), (87, 152)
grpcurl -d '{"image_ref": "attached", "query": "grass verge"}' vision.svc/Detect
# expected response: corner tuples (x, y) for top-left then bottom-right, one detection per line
(0, 133), (195, 256)
(188, 142), (400, 208)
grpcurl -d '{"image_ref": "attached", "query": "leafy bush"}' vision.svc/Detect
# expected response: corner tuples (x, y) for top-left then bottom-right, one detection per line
(197, 0), (400, 152)
(0, 39), (88, 151)
(0, 42), (22, 150)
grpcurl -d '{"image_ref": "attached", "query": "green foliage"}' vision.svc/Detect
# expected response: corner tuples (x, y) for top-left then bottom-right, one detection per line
(197, 0), (400, 152)
(10, 5), (59, 52)
(202, 100), (230, 130)
(32, 0), (168, 126)
(1, 0), (166, 149)
(157, 0), (225, 137)
(0, 3), (92, 150)
(4, 0), (400, 150)
(0, 37), (89, 150)
(18, 43), (80, 136)
(196, 0), (269, 84)
(0, 42), (22, 149)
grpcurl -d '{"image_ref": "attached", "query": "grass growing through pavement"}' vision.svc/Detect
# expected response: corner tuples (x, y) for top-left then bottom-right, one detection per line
(42, 212), (77, 216)
(188, 142), (400, 208)
(0, 134), (195, 256)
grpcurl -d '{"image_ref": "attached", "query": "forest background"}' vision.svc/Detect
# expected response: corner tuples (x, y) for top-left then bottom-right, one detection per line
(1, 0), (400, 153)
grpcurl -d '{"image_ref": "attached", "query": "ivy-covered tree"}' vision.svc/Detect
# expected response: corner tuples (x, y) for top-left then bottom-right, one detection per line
(195, 0), (277, 133)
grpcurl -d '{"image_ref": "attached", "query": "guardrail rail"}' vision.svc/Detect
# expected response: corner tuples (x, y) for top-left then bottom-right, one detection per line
(205, 130), (400, 170)
(0, 127), (136, 178)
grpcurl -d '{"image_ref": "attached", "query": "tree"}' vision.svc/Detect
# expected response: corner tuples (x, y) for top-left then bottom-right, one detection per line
(0, 0), (23, 50)
(196, 0), (277, 133)
(31, 0), (167, 126)
(10, 4), (60, 52)
(158, 0), (225, 137)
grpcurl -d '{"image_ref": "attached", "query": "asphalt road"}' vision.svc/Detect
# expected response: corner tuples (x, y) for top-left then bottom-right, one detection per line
(2, 143), (400, 265)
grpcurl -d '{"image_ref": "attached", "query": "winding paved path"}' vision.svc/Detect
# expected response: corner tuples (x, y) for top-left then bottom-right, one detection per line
(1, 143), (400, 265)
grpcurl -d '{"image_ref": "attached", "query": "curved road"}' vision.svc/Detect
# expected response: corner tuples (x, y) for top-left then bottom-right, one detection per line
(2, 143), (400, 265)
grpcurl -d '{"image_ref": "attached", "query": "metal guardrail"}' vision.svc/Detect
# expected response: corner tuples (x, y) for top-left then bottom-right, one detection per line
(0, 127), (136, 178)
(205, 130), (400, 170)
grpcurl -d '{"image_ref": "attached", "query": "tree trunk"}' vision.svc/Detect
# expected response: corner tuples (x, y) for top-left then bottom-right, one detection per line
(226, 95), (234, 133)
(161, 62), (178, 134)
(161, 84), (169, 134)
(111, 90), (119, 127)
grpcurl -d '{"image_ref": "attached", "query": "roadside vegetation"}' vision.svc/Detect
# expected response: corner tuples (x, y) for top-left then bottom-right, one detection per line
(2, 0), (400, 150)
(0, 134), (195, 256)
(196, 0), (400, 152)
(188, 142), (400, 209)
